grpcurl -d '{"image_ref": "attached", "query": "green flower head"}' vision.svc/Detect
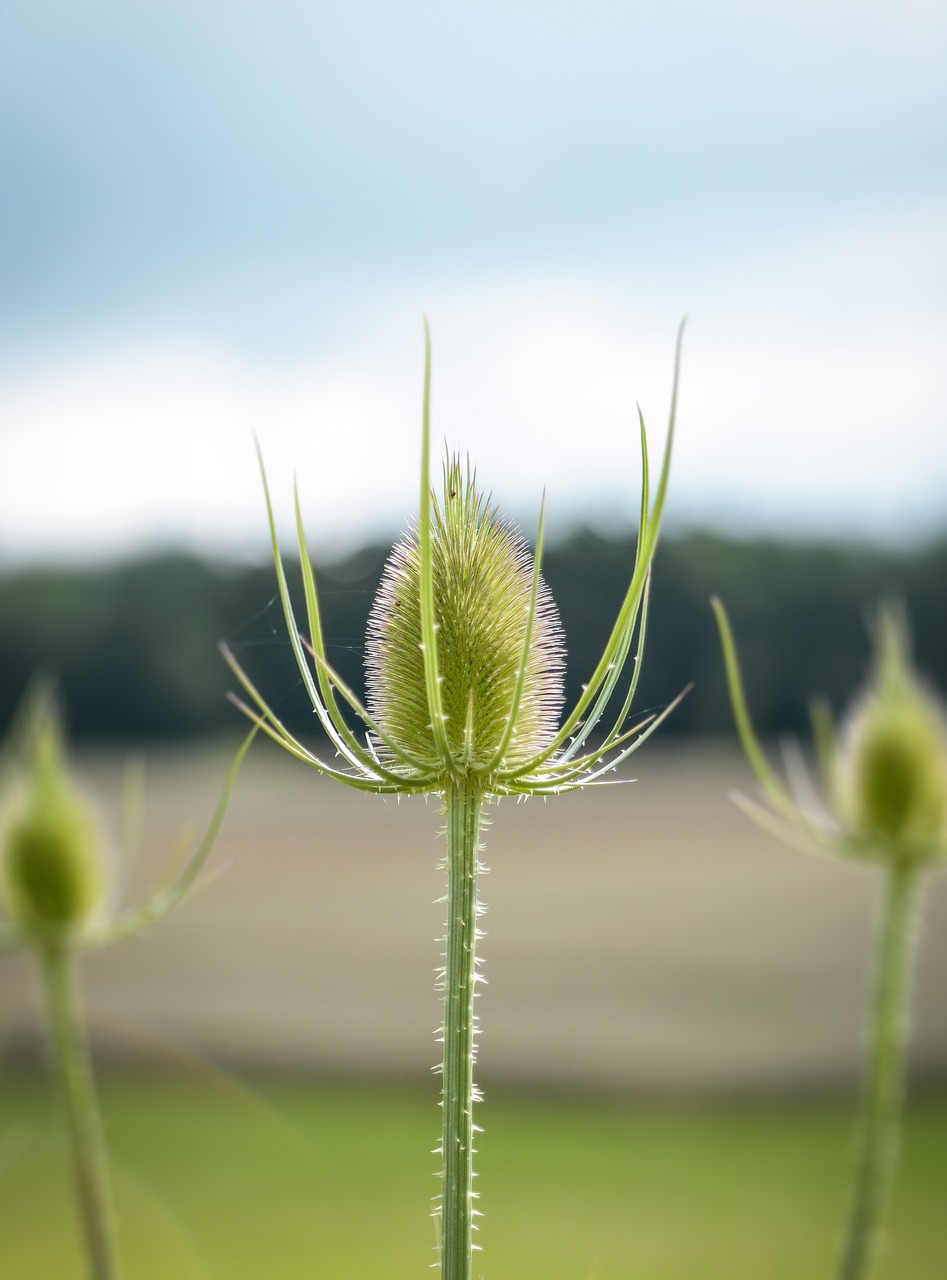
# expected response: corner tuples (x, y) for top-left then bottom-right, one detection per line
(0, 683), (256, 953)
(3, 700), (104, 941)
(224, 321), (688, 797)
(834, 607), (947, 864)
(713, 598), (947, 868)
(365, 454), (566, 784)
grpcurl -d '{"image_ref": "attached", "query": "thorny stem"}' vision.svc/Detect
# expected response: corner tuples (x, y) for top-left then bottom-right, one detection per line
(40, 943), (122, 1280)
(439, 779), (484, 1280)
(835, 864), (920, 1280)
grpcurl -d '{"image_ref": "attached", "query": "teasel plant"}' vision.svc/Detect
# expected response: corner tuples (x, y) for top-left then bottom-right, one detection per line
(0, 683), (255, 1280)
(222, 321), (687, 1280)
(712, 598), (947, 1280)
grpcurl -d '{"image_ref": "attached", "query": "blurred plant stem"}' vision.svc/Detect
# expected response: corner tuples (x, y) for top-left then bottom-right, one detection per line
(439, 782), (484, 1280)
(40, 943), (123, 1280)
(835, 865), (919, 1280)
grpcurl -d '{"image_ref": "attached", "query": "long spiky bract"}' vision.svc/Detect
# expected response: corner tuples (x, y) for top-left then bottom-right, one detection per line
(228, 321), (685, 1280)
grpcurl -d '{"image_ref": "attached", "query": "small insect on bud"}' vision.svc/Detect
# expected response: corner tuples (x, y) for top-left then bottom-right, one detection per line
(3, 706), (104, 941)
(834, 605), (947, 867)
(366, 457), (565, 785)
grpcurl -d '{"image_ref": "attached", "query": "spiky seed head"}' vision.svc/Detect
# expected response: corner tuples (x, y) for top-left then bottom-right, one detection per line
(366, 457), (565, 784)
(834, 605), (947, 866)
(3, 706), (104, 941)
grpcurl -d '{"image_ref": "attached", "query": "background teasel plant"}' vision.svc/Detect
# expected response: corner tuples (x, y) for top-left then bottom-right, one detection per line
(712, 598), (947, 1280)
(0, 683), (255, 1280)
(223, 322), (686, 1280)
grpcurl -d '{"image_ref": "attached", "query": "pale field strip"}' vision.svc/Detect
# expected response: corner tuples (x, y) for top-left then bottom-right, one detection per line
(2, 741), (945, 1093)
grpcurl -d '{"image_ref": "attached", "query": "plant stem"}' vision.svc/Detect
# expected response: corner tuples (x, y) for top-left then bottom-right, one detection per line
(40, 942), (123, 1280)
(440, 779), (484, 1280)
(835, 864), (920, 1280)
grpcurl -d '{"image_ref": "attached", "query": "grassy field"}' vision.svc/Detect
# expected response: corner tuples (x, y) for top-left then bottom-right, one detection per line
(2, 742), (946, 1276)
(2, 741), (945, 1089)
(2, 1071), (946, 1279)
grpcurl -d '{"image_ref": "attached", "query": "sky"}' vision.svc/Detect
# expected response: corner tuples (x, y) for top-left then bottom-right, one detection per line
(1, 0), (945, 565)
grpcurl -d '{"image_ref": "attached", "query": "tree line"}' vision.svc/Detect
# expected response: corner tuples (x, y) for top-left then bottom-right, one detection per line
(0, 529), (944, 741)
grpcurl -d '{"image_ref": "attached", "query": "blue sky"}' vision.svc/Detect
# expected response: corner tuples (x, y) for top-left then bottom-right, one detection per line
(1, 1), (945, 563)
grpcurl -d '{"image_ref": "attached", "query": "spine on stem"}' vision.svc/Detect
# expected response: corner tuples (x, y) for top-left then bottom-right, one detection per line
(835, 865), (920, 1280)
(438, 780), (485, 1280)
(41, 944), (122, 1280)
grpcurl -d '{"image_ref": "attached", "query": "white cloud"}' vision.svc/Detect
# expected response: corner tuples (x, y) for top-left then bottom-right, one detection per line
(2, 192), (945, 564)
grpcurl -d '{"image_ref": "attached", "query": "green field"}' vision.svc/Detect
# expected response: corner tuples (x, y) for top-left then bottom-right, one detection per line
(3, 744), (946, 1092)
(2, 744), (946, 1276)
(2, 1071), (945, 1279)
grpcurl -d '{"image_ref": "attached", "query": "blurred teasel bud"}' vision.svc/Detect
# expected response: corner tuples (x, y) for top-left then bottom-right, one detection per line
(0, 682), (256, 955)
(832, 605), (947, 867)
(714, 597), (947, 867)
(0, 690), (254, 1280)
(2, 698), (105, 942)
(713, 597), (944, 1280)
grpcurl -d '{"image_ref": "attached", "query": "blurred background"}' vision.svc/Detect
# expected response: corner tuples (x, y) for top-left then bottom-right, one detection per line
(2, 2), (946, 1276)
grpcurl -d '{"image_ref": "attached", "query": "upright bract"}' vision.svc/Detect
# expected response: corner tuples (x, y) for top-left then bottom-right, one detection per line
(224, 323), (685, 1280)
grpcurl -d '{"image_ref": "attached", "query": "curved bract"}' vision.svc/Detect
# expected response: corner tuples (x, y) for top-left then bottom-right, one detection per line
(224, 321), (688, 798)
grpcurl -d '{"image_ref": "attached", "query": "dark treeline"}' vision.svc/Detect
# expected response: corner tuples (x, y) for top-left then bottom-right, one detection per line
(0, 530), (944, 742)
